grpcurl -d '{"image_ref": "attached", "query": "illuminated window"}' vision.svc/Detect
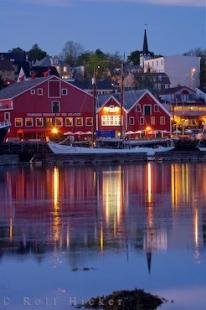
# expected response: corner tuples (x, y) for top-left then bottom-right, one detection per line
(65, 117), (73, 127)
(154, 104), (159, 112)
(37, 88), (43, 95)
(101, 115), (120, 126)
(25, 118), (33, 127)
(15, 118), (23, 127)
(86, 117), (93, 126)
(51, 101), (60, 113)
(35, 118), (43, 127)
(140, 116), (144, 125)
(45, 118), (53, 126)
(151, 116), (155, 125)
(160, 116), (166, 125)
(55, 117), (63, 127)
(129, 117), (135, 125)
(75, 117), (83, 126)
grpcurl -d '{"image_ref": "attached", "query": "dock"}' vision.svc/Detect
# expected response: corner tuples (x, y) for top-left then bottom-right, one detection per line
(1, 141), (206, 166)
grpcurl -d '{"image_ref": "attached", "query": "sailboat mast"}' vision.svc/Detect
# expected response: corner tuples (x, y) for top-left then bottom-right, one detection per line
(92, 68), (97, 145)
(120, 61), (124, 139)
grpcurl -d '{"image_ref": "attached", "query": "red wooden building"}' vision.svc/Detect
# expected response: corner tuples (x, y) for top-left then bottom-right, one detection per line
(97, 90), (171, 138)
(0, 75), (94, 140)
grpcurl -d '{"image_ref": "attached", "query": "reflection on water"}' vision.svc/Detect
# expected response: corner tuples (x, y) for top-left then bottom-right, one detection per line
(0, 163), (206, 309)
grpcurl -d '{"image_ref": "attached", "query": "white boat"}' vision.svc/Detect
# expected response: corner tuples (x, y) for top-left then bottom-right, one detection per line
(48, 141), (174, 156)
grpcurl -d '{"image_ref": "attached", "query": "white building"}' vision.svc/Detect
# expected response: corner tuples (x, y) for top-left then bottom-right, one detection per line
(144, 55), (200, 89)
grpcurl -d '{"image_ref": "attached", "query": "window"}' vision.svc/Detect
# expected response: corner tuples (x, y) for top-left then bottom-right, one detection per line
(62, 89), (68, 96)
(55, 117), (63, 127)
(101, 115), (121, 126)
(140, 116), (144, 125)
(37, 88), (43, 95)
(25, 118), (33, 127)
(160, 116), (166, 125)
(129, 117), (135, 125)
(151, 116), (155, 125)
(143, 105), (152, 116)
(136, 104), (141, 112)
(35, 118), (43, 127)
(86, 117), (93, 126)
(75, 117), (83, 126)
(15, 118), (23, 127)
(154, 104), (159, 112)
(65, 117), (73, 127)
(51, 101), (60, 113)
(30, 89), (35, 95)
(4, 112), (10, 121)
(49, 80), (61, 97)
(45, 118), (53, 127)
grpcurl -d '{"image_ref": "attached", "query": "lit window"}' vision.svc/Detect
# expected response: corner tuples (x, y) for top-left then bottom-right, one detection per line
(129, 117), (135, 125)
(62, 89), (68, 96)
(30, 89), (35, 95)
(101, 115), (120, 126)
(25, 118), (33, 127)
(37, 88), (43, 95)
(35, 118), (43, 127)
(65, 117), (73, 127)
(55, 117), (63, 127)
(160, 116), (166, 125)
(45, 118), (53, 127)
(15, 118), (23, 127)
(86, 117), (93, 126)
(51, 101), (60, 113)
(140, 116), (144, 125)
(75, 117), (83, 126)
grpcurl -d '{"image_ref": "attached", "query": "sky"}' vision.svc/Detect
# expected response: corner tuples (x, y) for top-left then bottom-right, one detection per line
(0, 0), (205, 58)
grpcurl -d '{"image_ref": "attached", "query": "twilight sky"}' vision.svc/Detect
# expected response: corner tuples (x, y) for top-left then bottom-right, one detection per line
(1, 0), (205, 57)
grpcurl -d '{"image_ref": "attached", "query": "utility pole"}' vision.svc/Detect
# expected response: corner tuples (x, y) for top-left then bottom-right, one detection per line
(92, 67), (97, 146)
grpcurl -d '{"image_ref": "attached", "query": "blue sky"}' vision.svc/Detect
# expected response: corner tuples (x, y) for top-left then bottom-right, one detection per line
(1, 0), (205, 57)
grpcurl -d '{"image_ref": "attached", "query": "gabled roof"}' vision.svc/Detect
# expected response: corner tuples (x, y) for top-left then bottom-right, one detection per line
(159, 86), (194, 95)
(97, 89), (146, 110)
(0, 77), (50, 99)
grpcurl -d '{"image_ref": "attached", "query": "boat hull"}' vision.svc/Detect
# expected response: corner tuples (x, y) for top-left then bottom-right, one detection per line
(0, 124), (9, 143)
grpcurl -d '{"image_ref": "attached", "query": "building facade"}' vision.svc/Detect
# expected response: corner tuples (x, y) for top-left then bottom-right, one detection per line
(144, 55), (201, 89)
(0, 76), (94, 140)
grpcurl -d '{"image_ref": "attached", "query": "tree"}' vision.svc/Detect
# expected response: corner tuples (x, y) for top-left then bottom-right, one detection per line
(127, 50), (141, 65)
(8, 47), (26, 55)
(0, 75), (4, 90)
(61, 41), (84, 66)
(27, 44), (47, 62)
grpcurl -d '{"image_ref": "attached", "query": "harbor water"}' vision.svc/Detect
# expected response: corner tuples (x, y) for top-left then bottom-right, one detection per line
(0, 163), (205, 309)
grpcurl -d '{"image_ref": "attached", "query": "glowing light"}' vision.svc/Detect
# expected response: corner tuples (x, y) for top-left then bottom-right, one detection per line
(145, 126), (152, 132)
(9, 218), (13, 241)
(51, 127), (59, 135)
(194, 208), (199, 247)
(147, 162), (152, 204)
(53, 167), (60, 242)
(100, 225), (104, 252)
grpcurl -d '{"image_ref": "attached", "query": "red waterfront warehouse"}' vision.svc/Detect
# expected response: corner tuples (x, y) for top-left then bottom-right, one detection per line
(97, 90), (171, 138)
(0, 76), (94, 140)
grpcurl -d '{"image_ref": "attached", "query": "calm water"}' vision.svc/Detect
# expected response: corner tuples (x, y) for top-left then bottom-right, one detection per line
(0, 163), (205, 310)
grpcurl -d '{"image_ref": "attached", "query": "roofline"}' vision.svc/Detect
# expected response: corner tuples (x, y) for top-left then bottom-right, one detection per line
(9, 76), (54, 100)
(97, 95), (127, 113)
(63, 79), (94, 99)
(126, 90), (171, 116)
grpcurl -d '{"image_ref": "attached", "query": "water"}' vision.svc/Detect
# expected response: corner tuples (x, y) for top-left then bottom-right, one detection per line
(0, 163), (205, 310)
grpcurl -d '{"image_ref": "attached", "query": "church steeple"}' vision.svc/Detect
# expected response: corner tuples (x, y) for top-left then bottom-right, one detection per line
(143, 29), (149, 54)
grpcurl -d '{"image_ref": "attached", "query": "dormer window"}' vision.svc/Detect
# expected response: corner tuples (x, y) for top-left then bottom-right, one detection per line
(62, 89), (68, 96)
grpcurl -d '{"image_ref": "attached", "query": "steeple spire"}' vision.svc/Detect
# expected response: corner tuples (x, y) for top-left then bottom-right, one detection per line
(143, 28), (149, 54)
